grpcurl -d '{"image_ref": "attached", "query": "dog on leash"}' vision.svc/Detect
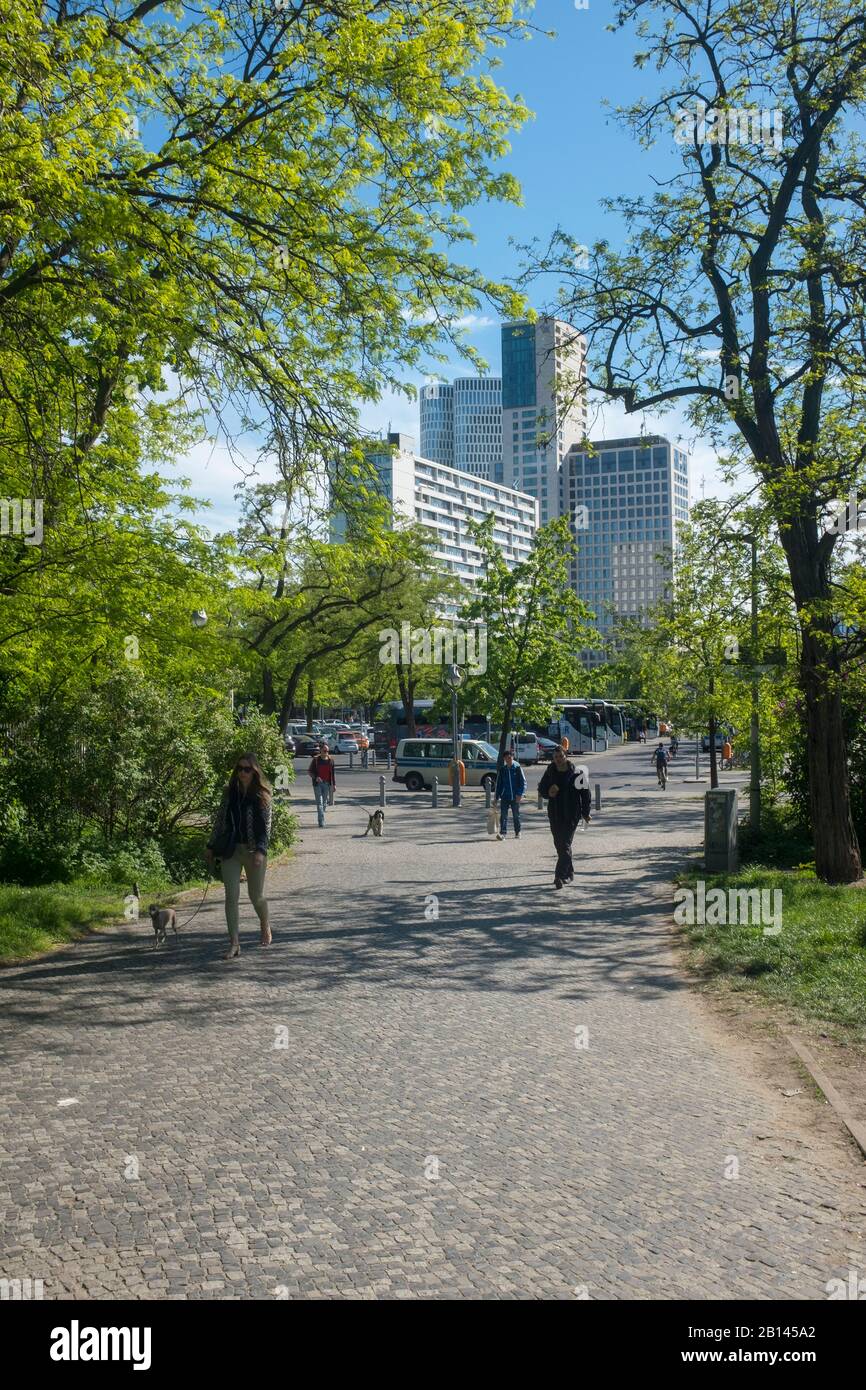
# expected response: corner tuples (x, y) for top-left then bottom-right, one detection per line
(363, 809), (385, 837)
(148, 905), (178, 948)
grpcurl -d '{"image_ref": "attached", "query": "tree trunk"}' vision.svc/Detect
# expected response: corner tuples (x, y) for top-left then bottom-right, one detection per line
(499, 692), (515, 761)
(396, 662), (416, 736)
(262, 666), (275, 715)
(781, 530), (862, 883)
(278, 663), (303, 736)
(800, 627), (861, 883)
(305, 679), (315, 733)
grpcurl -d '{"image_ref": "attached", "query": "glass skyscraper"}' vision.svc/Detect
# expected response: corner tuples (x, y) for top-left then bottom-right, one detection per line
(564, 436), (691, 666)
(501, 317), (587, 525)
(420, 377), (502, 481)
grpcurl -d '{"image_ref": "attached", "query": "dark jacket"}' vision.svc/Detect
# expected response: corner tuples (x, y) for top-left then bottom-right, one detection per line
(308, 755), (336, 787)
(538, 760), (581, 826)
(495, 761), (527, 802)
(208, 786), (272, 856)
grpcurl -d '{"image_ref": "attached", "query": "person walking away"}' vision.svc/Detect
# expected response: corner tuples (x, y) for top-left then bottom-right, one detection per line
(538, 745), (581, 888)
(308, 743), (336, 827)
(206, 753), (272, 959)
(669, 733), (678, 758)
(652, 741), (670, 789)
(495, 747), (526, 840)
(722, 736), (732, 770)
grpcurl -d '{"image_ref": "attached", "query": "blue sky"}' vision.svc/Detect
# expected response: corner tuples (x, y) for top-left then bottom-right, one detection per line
(185, 0), (730, 530)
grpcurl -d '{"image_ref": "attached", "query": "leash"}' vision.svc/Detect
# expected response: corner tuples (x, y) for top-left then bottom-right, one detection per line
(170, 873), (214, 931)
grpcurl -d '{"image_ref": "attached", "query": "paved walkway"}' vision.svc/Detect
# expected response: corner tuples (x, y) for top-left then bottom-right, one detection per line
(1, 745), (864, 1299)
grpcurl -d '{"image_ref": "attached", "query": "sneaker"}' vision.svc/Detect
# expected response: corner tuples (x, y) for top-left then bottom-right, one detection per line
(515, 832), (521, 839)
(496, 833), (503, 841)
(554, 877), (563, 890)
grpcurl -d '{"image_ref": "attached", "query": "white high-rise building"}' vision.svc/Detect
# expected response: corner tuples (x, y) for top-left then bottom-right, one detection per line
(501, 317), (587, 525)
(333, 433), (537, 608)
(420, 377), (503, 481)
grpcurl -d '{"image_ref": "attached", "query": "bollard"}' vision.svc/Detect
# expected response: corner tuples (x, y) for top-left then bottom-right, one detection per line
(695, 749), (700, 780)
(379, 774), (386, 807)
(595, 782), (601, 813)
(349, 751), (354, 770)
(432, 776), (438, 808)
(537, 788), (543, 810)
(387, 751), (392, 770)
(485, 781), (492, 809)
(452, 775), (460, 808)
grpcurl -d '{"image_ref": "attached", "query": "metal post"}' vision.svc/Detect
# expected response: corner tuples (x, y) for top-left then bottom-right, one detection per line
(451, 688), (460, 807)
(595, 782), (601, 813)
(379, 775), (386, 808)
(432, 776), (438, 808)
(749, 536), (761, 831)
(349, 751), (354, 770)
(695, 748), (700, 781)
(386, 751), (391, 770)
(537, 788), (543, 810)
(485, 780), (492, 809)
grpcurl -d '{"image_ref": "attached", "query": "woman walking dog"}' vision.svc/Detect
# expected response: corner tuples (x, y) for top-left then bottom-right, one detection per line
(206, 753), (272, 959)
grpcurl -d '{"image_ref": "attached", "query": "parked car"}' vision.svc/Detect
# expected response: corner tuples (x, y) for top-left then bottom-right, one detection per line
(292, 733), (321, 757)
(347, 725), (369, 750)
(282, 733), (296, 756)
(328, 732), (360, 755)
(393, 737), (500, 792)
(536, 737), (559, 761)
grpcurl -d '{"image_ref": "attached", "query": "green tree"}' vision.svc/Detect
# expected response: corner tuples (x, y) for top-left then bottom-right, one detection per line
(461, 516), (596, 758)
(524, 0), (866, 881)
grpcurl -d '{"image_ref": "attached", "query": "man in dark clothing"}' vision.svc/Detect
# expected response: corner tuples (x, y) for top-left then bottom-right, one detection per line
(494, 748), (527, 840)
(538, 745), (582, 888)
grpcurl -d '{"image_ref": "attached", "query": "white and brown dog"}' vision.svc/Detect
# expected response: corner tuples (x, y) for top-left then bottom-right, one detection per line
(363, 809), (385, 837)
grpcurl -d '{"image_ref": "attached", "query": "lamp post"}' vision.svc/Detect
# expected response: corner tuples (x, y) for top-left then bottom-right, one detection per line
(444, 663), (464, 806)
(720, 531), (761, 831)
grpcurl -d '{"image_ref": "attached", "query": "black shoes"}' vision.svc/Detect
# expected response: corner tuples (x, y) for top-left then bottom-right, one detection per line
(554, 876), (563, 889)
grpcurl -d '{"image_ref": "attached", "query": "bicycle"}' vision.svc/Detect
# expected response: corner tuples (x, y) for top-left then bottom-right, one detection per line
(657, 763), (668, 789)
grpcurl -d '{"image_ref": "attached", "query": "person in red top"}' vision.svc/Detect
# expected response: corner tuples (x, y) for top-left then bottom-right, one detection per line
(308, 744), (336, 828)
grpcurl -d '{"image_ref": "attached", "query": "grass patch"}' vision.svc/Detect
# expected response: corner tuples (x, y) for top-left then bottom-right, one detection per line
(678, 863), (866, 1037)
(0, 873), (208, 963)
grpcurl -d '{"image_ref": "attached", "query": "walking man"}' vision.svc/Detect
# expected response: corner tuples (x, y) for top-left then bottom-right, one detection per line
(538, 745), (581, 889)
(495, 747), (526, 840)
(308, 743), (336, 827)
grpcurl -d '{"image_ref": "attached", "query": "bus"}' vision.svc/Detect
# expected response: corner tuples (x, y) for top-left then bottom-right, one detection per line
(549, 699), (626, 751)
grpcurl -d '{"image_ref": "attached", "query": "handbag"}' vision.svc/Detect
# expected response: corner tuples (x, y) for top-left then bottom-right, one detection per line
(211, 799), (238, 858)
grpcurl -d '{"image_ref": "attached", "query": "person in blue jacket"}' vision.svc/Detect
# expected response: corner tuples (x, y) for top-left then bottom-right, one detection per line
(495, 747), (527, 840)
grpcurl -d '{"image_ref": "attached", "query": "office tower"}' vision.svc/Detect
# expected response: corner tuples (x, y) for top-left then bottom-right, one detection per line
(501, 317), (587, 525)
(563, 436), (691, 666)
(420, 377), (503, 481)
(419, 382), (454, 469)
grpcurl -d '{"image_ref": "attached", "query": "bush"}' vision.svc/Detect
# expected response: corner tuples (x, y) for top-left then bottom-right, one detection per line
(0, 673), (296, 886)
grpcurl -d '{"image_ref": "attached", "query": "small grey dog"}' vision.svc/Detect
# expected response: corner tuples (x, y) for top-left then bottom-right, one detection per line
(363, 809), (385, 837)
(148, 905), (178, 948)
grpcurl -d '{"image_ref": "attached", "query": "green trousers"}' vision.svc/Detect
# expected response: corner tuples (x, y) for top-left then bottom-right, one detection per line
(220, 847), (268, 940)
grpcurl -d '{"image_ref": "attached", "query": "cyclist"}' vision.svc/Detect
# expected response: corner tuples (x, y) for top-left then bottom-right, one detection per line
(652, 741), (670, 789)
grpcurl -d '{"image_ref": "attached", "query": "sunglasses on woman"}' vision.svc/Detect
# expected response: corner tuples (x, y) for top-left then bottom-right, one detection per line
(236, 765), (254, 774)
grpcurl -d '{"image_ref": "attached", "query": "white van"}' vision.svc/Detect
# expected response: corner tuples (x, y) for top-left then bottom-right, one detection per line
(508, 731), (540, 765)
(394, 738), (500, 792)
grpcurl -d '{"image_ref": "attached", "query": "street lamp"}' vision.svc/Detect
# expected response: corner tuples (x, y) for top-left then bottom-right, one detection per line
(719, 531), (761, 831)
(444, 663), (464, 806)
